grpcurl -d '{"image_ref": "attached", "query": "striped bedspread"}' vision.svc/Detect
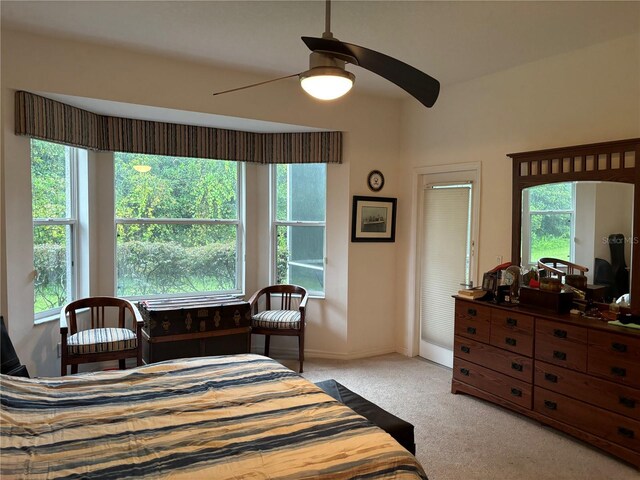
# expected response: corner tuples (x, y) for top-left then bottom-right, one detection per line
(1, 354), (427, 479)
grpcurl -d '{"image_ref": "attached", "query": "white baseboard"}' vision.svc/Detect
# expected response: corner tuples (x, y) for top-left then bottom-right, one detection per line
(252, 345), (406, 361)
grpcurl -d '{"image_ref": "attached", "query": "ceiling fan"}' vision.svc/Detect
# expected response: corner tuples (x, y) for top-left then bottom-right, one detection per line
(212, 0), (440, 108)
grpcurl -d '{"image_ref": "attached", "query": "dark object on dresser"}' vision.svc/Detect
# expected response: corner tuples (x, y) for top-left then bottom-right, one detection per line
(315, 379), (416, 455)
(1, 316), (29, 377)
(518, 286), (573, 313)
(594, 257), (616, 301)
(609, 234), (630, 299)
(138, 295), (251, 363)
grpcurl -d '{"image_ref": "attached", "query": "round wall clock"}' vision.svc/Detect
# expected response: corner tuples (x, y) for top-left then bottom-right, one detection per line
(367, 170), (385, 192)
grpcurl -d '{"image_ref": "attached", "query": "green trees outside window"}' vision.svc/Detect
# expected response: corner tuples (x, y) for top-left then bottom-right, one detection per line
(115, 153), (241, 297)
(525, 182), (574, 264)
(31, 140), (75, 316)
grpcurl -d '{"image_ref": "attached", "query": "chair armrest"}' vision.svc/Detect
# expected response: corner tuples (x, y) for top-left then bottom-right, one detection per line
(299, 292), (309, 311)
(247, 287), (268, 312)
(59, 305), (69, 334)
(123, 299), (144, 328)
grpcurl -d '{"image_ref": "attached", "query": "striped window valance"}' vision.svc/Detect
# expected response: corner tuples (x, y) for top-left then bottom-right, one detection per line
(15, 91), (342, 164)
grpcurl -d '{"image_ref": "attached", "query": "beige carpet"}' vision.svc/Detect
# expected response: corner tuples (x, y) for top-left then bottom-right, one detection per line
(273, 353), (639, 480)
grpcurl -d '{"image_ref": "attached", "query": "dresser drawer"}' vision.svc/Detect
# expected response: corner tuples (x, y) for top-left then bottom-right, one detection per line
(491, 310), (534, 335)
(588, 331), (640, 388)
(535, 361), (640, 421)
(453, 357), (532, 409)
(454, 335), (533, 383)
(454, 301), (491, 343)
(490, 322), (533, 357)
(536, 318), (588, 344)
(535, 319), (587, 372)
(534, 386), (640, 452)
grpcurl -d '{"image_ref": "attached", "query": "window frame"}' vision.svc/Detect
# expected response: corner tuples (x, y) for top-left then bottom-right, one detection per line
(32, 142), (80, 321)
(270, 164), (326, 297)
(114, 157), (245, 300)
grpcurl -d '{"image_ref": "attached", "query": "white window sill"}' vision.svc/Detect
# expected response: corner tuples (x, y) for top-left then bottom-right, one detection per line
(34, 313), (59, 325)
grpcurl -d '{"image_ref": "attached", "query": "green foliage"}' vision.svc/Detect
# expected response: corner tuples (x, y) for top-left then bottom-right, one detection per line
(529, 182), (572, 211)
(33, 243), (67, 313)
(531, 236), (571, 263)
(31, 139), (68, 219)
(113, 153), (240, 295)
(117, 240), (237, 296)
(527, 183), (573, 263)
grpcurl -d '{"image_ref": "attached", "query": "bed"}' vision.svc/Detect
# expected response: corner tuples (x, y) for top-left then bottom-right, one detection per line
(1, 354), (427, 479)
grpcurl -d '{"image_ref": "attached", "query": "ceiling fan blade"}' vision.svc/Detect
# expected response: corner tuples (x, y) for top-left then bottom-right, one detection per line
(302, 36), (440, 108)
(213, 73), (300, 97)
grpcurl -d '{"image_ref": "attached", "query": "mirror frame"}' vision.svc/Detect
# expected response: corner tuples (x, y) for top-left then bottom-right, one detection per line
(509, 138), (640, 314)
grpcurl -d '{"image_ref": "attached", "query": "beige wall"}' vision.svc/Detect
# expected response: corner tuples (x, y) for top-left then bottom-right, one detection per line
(1, 28), (403, 376)
(3, 27), (639, 375)
(395, 33), (640, 353)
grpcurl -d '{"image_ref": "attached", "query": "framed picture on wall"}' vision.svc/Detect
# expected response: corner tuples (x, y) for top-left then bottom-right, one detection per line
(351, 196), (397, 242)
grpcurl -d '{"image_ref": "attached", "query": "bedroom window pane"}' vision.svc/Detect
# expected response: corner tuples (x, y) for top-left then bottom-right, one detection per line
(273, 164), (326, 296)
(33, 224), (73, 316)
(115, 153), (243, 298)
(115, 154), (238, 220)
(521, 182), (575, 267)
(276, 163), (326, 222)
(31, 139), (78, 319)
(275, 225), (325, 293)
(116, 223), (238, 297)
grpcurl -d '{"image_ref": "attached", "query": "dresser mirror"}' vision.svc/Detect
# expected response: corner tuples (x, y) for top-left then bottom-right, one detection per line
(509, 139), (640, 314)
(521, 181), (634, 301)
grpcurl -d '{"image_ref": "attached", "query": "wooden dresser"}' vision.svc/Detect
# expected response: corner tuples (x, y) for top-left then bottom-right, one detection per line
(452, 297), (640, 468)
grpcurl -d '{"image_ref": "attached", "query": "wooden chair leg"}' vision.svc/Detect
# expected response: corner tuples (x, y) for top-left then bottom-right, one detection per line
(119, 359), (126, 370)
(61, 361), (67, 377)
(264, 335), (271, 356)
(298, 334), (304, 373)
(71, 364), (78, 375)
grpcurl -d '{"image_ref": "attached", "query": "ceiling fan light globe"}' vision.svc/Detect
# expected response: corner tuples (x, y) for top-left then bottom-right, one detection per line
(300, 67), (355, 101)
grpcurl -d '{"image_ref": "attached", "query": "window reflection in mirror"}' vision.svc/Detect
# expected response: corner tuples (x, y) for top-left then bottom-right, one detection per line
(522, 181), (634, 302)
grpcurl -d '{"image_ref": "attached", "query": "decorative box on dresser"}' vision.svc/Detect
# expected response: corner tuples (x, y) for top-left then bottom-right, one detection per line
(452, 297), (640, 468)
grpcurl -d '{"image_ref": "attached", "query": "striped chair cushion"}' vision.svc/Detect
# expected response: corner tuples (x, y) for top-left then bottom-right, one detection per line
(67, 328), (137, 355)
(252, 310), (301, 330)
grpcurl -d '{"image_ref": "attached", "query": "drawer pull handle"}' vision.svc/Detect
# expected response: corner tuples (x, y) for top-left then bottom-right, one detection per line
(468, 308), (477, 316)
(553, 350), (567, 361)
(510, 388), (522, 397)
(544, 373), (558, 383)
(544, 400), (557, 410)
(460, 368), (470, 376)
(612, 342), (627, 353)
(505, 337), (517, 346)
(617, 427), (635, 439)
(467, 327), (476, 335)
(461, 346), (471, 354)
(553, 329), (567, 339)
(619, 396), (636, 409)
(611, 366), (627, 377)
(506, 317), (518, 327)
(511, 362), (523, 372)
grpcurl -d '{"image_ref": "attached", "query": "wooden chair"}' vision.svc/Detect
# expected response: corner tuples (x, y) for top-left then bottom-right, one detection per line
(248, 285), (308, 373)
(537, 257), (588, 279)
(60, 296), (144, 376)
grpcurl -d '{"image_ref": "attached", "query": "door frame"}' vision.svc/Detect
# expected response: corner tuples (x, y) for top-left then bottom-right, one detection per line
(407, 162), (481, 358)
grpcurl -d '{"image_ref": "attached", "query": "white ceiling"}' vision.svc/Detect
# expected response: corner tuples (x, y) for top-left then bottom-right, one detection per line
(2, 1), (640, 99)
